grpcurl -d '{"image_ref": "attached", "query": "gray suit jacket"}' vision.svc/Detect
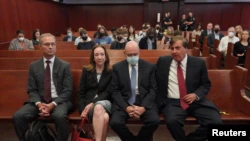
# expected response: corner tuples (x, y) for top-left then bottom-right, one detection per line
(9, 38), (34, 50)
(27, 57), (73, 108)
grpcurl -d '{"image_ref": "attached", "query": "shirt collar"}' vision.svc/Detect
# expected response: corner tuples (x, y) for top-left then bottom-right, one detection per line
(43, 56), (55, 64)
(174, 54), (188, 66)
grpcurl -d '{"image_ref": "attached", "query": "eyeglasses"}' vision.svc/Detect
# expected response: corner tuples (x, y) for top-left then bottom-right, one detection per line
(42, 42), (56, 47)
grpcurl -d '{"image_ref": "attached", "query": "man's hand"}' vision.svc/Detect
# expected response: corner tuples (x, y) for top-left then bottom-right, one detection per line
(38, 103), (50, 117)
(133, 106), (146, 118)
(81, 103), (94, 118)
(126, 106), (136, 117)
(183, 93), (197, 104)
(238, 53), (244, 57)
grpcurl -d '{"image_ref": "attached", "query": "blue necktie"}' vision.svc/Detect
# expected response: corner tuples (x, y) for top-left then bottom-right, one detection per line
(128, 65), (136, 105)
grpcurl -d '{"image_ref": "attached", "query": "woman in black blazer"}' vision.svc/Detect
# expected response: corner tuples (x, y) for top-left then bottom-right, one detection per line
(78, 45), (112, 141)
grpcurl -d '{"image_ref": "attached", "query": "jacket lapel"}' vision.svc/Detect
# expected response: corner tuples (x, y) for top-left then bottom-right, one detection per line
(53, 57), (60, 88)
(185, 56), (192, 88)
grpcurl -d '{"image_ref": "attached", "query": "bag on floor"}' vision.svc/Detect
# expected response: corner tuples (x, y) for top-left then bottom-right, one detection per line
(71, 118), (95, 141)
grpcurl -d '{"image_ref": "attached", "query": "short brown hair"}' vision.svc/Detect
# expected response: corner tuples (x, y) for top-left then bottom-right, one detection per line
(170, 35), (188, 49)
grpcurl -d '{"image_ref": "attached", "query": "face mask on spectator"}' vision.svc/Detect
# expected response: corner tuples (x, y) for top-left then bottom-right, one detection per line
(214, 29), (219, 33)
(68, 32), (72, 37)
(18, 37), (24, 42)
(148, 35), (154, 40)
(127, 55), (139, 65)
(117, 36), (123, 41)
(82, 36), (88, 41)
(228, 32), (234, 37)
(124, 37), (128, 41)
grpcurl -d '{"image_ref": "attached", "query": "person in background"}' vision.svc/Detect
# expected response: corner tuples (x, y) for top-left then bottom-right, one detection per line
(186, 12), (195, 31)
(110, 28), (128, 50)
(95, 26), (112, 45)
(161, 26), (174, 49)
(199, 23), (213, 48)
(173, 30), (182, 36)
(233, 30), (249, 65)
(155, 23), (163, 41)
(77, 29), (96, 50)
(128, 25), (139, 41)
(145, 23), (151, 29)
(32, 29), (41, 45)
(207, 24), (224, 53)
(178, 14), (187, 31)
(109, 27), (117, 42)
(74, 27), (84, 45)
(139, 28), (157, 50)
(93, 24), (102, 39)
(163, 12), (172, 30)
(192, 23), (203, 44)
(9, 29), (34, 50)
(235, 25), (243, 40)
(63, 27), (76, 42)
(121, 25), (128, 30)
(137, 26), (149, 43)
(78, 45), (112, 141)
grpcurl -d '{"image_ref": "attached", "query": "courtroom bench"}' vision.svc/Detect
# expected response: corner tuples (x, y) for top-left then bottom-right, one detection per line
(0, 66), (250, 126)
(0, 55), (216, 70)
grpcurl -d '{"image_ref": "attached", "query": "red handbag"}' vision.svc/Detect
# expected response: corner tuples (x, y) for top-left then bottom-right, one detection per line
(71, 118), (95, 141)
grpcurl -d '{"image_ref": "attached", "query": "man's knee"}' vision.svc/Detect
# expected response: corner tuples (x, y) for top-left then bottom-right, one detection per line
(51, 112), (67, 121)
(110, 116), (125, 129)
(165, 116), (180, 127)
(13, 111), (23, 122)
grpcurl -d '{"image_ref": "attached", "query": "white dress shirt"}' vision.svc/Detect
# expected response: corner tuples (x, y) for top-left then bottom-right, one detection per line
(167, 54), (187, 99)
(128, 63), (139, 95)
(218, 36), (239, 52)
(74, 36), (83, 45)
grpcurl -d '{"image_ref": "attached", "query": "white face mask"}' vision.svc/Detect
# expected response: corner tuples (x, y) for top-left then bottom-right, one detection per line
(228, 32), (234, 37)
(68, 33), (72, 37)
(18, 37), (24, 41)
(127, 55), (139, 65)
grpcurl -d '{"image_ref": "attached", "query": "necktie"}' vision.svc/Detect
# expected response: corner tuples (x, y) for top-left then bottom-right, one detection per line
(44, 60), (52, 103)
(128, 65), (136, 105)
(177, 62), (189, 110)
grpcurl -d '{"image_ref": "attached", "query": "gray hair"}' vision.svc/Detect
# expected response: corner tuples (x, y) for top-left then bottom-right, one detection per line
(39, 33), (56, 45)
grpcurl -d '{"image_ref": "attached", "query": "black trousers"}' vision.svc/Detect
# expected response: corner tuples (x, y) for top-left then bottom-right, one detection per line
(110, 99), (160, 141)
(163, 99), (222, 141)
(13, 102), (69, 141)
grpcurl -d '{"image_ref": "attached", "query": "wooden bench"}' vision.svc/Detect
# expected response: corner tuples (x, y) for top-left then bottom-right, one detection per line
(0, 42), (10, 50)
(244, 48), (250, 91)
(0, 55), (216, 70)
(0, 66), (249, 125)
(224, 43), (238, 69)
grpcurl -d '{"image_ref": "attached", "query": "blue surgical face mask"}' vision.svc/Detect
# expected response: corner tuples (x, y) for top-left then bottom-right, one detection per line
(127, 55), (139, 65)
(68, 32), (72, 37)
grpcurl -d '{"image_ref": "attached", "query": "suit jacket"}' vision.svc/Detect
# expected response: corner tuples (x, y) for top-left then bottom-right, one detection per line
(27, 57), (73, 108)
(9, 38), (34, 50)
(139, 37), (157, 50)
(78, 68), (112, 112)
(63, 36), (77, 42)
(155, 55), (215, 109)
(199, 30), (213, 45)
(111, 59), (157, 111)
(207, 33), (224, 48)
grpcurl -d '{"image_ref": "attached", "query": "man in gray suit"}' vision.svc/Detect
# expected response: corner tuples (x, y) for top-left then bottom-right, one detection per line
(13, 33), (73, 141)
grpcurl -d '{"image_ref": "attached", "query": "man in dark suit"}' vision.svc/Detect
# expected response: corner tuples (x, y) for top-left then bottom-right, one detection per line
(110, 41), (160, 141)
(63, 27), (77, 42)
(199, 22), (213, 50)
(156, 36), (222, 141)
(207, 24), (224, 53)
(13, 33), (73, 141)
(139, 28), (157, 50)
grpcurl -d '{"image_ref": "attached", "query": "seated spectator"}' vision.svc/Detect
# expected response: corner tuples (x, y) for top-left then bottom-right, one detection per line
(199, 23), (213, 48)
(235, 25), (243, 40)
(233, 30), (249, 65)
(161, 26), (174, 49)
(191, 23), (203, 43)
(78, 45), (112, 141)
(128, 25), (139, 41)
(77, 29), (96, 50)
(32, 29), (41, 45)
(63, 27), (77, 42)
(74, 27), (84, 45)
(155, 23), (164, 41)
(218, 27), (239, 57)
(110, 28), (128, 50)
(95, 26), (112, 45)
(207, 24), (224, 53)
(138, 25), (148, 39)
(139, 28), (157, 50)
(93, 24), (102, 39)
(145, 22), (151, 29)
(120, 25), (128, 30)
(109, 27), (117, 42)
(9, 29), (34, 50)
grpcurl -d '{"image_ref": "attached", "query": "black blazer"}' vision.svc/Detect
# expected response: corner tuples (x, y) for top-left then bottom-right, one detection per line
(78, 68), (112, 112)
(207, 33), (224, 48)
(139, 37), (157, 50)
(63, 36), (77, 42)
(199, 30), (213, 45)
(155, 55), (216, 109)
(111, 59), (157, 111)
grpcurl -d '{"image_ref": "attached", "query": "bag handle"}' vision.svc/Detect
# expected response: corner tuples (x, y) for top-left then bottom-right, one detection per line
(79, 118), (89, 129)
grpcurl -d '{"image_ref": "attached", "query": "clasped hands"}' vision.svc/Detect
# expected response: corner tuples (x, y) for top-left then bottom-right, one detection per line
(126, 105), (145, 119)
(37, 103), (55, 117)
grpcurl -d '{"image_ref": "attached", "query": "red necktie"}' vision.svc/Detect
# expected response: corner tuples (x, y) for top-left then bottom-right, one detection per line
(44, 60), (52, 103)
(177, 62), (189, 110)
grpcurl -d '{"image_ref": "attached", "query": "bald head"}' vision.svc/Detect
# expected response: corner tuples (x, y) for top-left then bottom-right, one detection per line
(124, 41), (140, 56)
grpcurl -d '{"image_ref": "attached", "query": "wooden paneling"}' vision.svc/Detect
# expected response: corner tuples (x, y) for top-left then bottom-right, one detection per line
(0, 0), (68, 43)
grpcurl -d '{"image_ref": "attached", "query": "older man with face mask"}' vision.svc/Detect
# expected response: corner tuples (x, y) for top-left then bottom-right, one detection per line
(110, 41), (160, 141)
(218, 27), (239, 57)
